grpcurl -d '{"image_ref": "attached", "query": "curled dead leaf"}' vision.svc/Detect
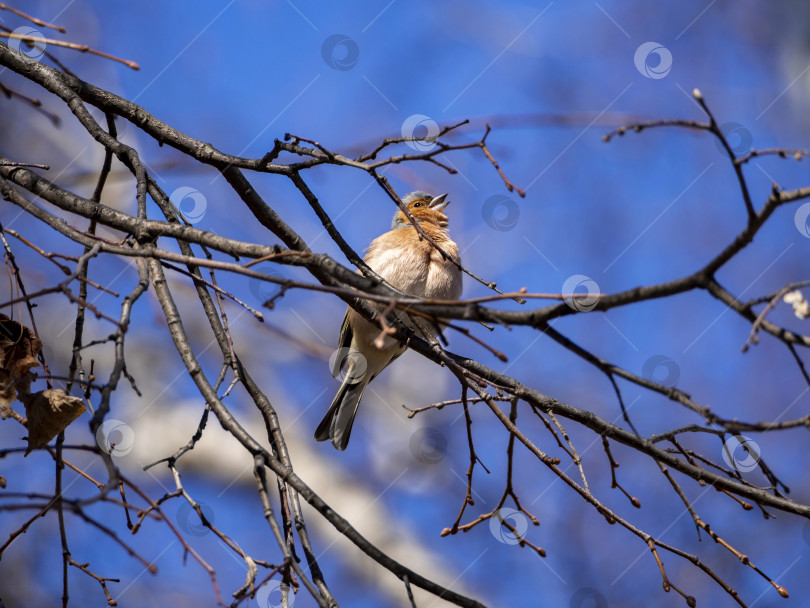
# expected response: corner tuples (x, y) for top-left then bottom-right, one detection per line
(0, 313), (42, 380)
(0, 314), (42, 414)
(23, 389), (86, 453)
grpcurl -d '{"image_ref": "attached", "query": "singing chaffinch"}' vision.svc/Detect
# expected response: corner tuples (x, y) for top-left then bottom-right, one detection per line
(315, 191), (463, 450)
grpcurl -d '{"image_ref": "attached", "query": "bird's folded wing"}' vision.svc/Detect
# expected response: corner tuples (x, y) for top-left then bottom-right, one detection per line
(332, 310), (353, 378)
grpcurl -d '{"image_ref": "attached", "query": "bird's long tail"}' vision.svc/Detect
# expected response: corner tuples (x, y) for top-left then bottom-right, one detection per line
(314, 373), (367, 450)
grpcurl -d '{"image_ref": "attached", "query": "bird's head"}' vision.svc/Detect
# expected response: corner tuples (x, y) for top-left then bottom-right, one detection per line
(391, 191), (452, 230)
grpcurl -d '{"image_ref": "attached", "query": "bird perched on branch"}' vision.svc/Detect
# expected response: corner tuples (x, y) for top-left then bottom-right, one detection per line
(315, 191), (463, 450)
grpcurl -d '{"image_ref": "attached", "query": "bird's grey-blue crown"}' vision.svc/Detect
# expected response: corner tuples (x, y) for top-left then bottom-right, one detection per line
(391, 191), (433, 230)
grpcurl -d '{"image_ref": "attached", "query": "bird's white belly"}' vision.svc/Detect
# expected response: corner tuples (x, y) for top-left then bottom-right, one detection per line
(369, 247), (429, 297)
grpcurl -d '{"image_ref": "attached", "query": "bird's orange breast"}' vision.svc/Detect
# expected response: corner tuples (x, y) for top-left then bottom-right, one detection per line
(365, 225), (462, 300)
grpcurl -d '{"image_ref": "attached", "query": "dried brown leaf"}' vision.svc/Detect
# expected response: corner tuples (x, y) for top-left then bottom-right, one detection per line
(0, 313), (42, 379)
(23, 389), (86, 453)
(0, 314), (42, 409)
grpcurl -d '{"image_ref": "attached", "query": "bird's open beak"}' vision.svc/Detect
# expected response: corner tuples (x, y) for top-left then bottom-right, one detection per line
(429, 193), (450, 211)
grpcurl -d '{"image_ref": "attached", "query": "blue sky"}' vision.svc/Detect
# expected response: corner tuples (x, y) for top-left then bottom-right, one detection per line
(2, 1), (810, 607)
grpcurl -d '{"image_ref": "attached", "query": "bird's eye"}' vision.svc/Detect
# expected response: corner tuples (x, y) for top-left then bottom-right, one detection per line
(413, 202), (422, 208)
